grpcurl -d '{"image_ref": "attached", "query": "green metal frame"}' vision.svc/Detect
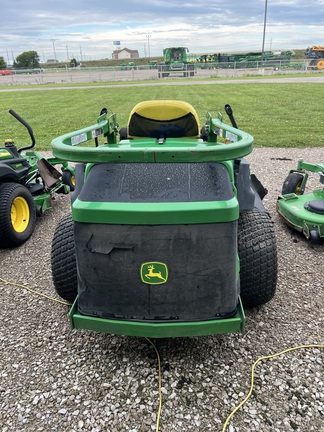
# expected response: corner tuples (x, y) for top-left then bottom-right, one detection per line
(24, 151), (71, 174)
(51, 111), (253, 164)
(69, 297), (245, 337)
(23, 151), (72, 213)
(285, 161), (324, 195)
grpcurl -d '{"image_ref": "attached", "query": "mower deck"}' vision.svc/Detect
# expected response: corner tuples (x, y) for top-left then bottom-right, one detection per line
(69, 297), (245, 338)
(277, 161), (324, 242)
(277, 189), (324, 241)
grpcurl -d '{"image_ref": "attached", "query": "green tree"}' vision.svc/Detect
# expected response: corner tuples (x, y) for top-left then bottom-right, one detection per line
(69, 58), (79, 67)
(14, 51), (40, 68)
(0, 56), (7, 69)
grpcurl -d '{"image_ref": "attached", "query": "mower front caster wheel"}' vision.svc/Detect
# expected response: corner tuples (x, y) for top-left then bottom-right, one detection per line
(282, 172), (304, 195)
(309, 230), (321, 245)
(0, 183), (36, 248)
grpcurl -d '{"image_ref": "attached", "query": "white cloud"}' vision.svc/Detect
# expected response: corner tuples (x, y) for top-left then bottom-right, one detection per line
(0, 0), (323, 62)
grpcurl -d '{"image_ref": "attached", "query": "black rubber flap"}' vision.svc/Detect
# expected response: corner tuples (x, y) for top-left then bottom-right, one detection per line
(75, 222), (239, 321)
(304, 199), (324, 215)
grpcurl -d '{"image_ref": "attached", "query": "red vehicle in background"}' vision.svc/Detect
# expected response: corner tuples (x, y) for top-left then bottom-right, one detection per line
(0, 70), (13, 75)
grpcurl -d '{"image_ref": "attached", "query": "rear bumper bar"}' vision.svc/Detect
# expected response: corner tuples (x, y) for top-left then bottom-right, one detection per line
(69, 297), (245, 338)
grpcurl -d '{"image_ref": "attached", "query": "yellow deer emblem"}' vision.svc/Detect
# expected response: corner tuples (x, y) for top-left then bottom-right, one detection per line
(145, 264), (166, 281)
(141, 262), (168, 285)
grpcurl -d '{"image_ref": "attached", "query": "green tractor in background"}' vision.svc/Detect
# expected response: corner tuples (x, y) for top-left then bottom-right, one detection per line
(158, 47), (195, 78)
(51, 100), (277, 338)
(0, 110), (75, 248)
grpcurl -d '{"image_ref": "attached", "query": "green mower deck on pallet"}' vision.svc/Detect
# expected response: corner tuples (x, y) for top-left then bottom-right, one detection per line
(50, 100), (277, 338)
(0, 110), (75, 248)
(277, 160), (324, 244)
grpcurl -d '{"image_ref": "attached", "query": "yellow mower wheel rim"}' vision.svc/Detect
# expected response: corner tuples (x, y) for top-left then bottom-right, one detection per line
(11, 196), (30, 233)
(295, 182), (303, 194)
(317, 60), (324, 70)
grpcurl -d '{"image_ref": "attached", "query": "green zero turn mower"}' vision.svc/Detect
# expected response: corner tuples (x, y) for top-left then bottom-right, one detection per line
(51, 100), (277, 338)
(0, 109), (75, 248)
(277, 159), (324, 244)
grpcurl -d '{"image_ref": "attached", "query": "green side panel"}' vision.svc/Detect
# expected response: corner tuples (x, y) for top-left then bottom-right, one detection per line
(72, 198), (239, 224)
(69, 297), (245, 338)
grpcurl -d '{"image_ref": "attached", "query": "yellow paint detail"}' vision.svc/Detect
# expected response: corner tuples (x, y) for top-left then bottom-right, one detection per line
(0, 150), (11, 158)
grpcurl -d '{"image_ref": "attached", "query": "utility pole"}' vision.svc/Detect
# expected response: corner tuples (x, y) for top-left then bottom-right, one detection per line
(261, 0), (268, 62)
(50, 38), (57, 60)
(146, 35), (151, 59)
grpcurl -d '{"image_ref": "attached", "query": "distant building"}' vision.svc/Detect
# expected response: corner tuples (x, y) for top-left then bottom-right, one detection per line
(46, 58), (59, 64)
(112, 48), (139, 60)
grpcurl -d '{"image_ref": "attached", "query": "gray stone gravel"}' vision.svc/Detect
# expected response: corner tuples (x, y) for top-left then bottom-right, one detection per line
(1, 147), (323, 432)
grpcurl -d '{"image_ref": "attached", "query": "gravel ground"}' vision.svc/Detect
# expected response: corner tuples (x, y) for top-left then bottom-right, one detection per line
(0, 147), (323, 432)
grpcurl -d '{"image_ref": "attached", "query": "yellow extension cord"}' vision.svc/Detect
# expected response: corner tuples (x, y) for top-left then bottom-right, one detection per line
(221, 343), (324, 432)
(0, 276), (71, 306)
(1, 276), (323, 432)
(145, 337), (163, 432)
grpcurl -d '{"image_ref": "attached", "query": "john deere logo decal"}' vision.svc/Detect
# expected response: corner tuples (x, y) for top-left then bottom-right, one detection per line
(140, 262), (168, 285)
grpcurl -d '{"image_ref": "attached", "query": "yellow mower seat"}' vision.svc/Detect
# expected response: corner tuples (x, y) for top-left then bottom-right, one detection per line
(127, 100), (201, 139)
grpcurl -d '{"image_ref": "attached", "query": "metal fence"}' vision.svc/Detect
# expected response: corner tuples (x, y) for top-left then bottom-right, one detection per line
(0, 60), (319, 86)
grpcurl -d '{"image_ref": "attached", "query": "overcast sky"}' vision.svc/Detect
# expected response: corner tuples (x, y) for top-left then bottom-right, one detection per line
(1, 0), (324, 63)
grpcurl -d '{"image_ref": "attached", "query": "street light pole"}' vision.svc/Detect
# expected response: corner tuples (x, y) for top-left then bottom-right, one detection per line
(261, 0), (268, 62)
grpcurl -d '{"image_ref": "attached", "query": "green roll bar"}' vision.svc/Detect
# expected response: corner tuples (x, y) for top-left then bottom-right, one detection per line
(51, 111), (254, 163)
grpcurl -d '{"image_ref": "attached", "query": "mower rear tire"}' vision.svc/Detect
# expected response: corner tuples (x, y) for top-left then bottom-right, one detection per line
(51, 213), (77, 302)
(282, 172), (304, 195)
(238, 209), (277, 309)
(0, 182), (36, 247)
